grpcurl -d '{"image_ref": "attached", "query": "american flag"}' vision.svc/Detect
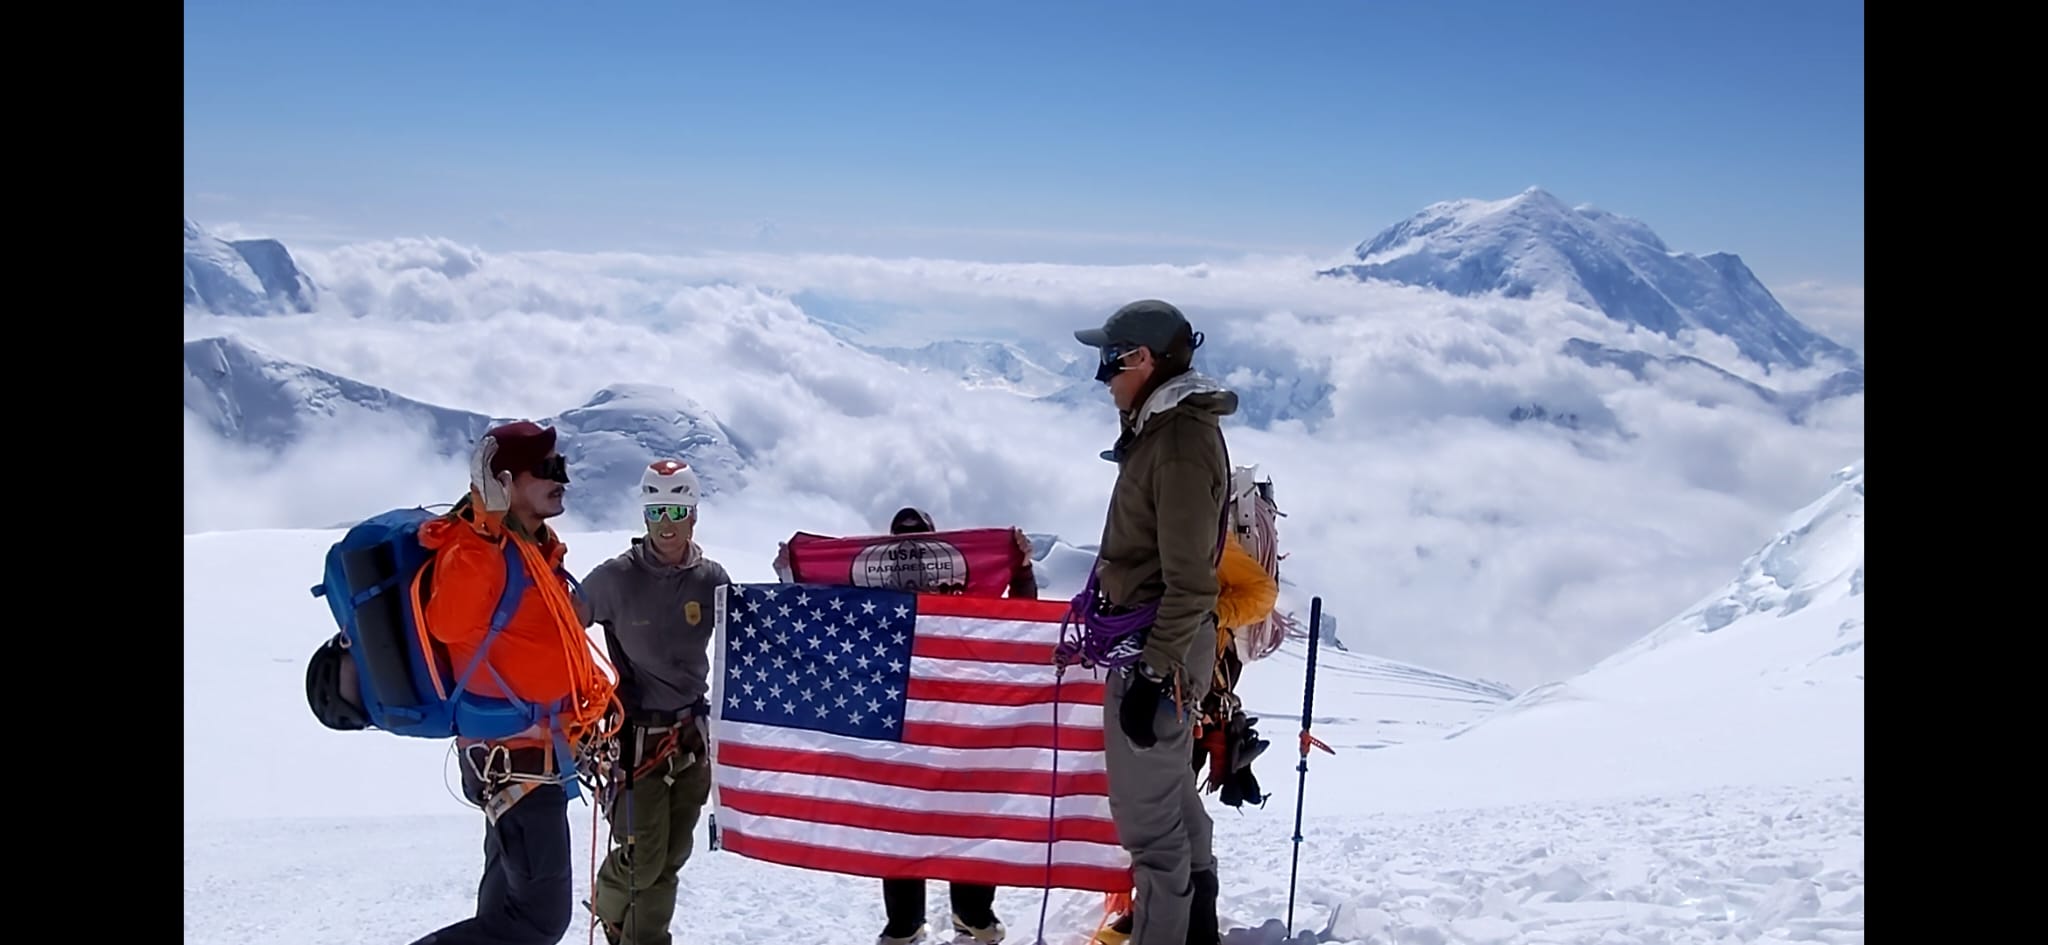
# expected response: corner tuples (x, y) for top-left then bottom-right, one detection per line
(708, 582), (1132, 892)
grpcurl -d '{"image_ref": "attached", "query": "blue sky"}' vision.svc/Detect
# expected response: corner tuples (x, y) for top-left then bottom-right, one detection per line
(184, 0), (1863, 287)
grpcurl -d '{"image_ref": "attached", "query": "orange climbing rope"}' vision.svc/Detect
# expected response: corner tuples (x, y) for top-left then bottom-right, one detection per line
(506, 523), (622, 747)
(440, 497), (622, 757)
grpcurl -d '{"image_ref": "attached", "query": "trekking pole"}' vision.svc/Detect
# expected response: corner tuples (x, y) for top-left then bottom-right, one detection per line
(587, 796), (601, 945)
(624, 746), (638, 944)
(1284, 596), (1325, 939)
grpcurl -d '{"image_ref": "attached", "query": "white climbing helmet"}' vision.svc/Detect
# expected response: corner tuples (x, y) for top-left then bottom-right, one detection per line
(639, 459), (700, 507)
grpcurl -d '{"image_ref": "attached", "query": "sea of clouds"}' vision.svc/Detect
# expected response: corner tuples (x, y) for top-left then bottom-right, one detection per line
(183, 235), (1863, 691)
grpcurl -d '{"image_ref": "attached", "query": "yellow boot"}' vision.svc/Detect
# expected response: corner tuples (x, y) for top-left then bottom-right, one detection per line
(1092, 891), (1133, 945)
(1092, 911), (1133, 945)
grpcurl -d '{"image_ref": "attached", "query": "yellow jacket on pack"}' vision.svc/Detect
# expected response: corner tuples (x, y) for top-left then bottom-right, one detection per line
(1214, 533), (1277, 632)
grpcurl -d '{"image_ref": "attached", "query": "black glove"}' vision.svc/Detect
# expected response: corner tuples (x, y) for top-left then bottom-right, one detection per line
(1220, 764), (1265, 808)
(1217, 713), (1270, 808)
(1226, 713), (1269, 773)
(1120, 666), (1166, 748)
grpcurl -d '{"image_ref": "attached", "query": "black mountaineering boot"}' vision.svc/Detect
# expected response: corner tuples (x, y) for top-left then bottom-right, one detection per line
(1186, 869), (1219, 945)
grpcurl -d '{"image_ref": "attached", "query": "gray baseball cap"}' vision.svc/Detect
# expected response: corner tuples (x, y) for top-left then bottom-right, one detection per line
(1074, 299), (1192, 352)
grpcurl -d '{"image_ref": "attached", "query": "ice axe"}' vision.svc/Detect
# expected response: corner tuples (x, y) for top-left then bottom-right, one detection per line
(1284, 595), (1334, 938)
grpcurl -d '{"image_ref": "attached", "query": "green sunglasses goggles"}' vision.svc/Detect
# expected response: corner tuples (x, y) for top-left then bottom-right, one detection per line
(643, 504), (695, 523)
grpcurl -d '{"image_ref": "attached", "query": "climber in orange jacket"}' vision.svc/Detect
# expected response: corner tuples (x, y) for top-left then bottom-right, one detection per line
(407, 420), (620, 945)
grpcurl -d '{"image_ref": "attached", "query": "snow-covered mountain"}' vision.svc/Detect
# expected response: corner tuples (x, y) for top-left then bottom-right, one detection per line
(864, 339), (1077, 396)
(184, 336), (491, 454)
(1574, 457), (1863, 687)
(185, 218), (320, 316)
(183, 336), (751, 526)
(1563, 338), (1864, 424)
(547, 383), (754, 526)
(1443, 458), (1864, 783)
(882, 188), (1861, 434)
(1320, 187), (1859, 371)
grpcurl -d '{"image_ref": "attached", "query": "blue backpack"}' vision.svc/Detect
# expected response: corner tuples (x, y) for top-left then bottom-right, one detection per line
(303, 506), (581, 755)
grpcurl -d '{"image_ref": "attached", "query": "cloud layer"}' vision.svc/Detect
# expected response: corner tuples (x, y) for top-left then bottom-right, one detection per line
(184, 236), (1863, 691)
(1773, 280), (1865, 355)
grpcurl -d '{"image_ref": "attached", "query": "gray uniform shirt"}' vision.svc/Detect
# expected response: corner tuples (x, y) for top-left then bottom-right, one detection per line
(580, 538), (732, 716)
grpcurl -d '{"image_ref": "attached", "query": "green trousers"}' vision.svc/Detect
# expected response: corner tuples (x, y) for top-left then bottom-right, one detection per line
(592, 725), (713, 945)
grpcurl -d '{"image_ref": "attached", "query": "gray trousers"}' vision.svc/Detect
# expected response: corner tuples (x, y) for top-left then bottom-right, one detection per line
(1101, 618), (1217, 945)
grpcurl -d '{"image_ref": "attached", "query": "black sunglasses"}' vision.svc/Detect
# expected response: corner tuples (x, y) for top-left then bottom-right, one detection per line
(1094, 343), (1144, 384)
(531, 454), (570, 484)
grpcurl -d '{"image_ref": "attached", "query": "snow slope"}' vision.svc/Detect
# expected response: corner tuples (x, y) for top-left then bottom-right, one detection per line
(185, 488), (1861, 944)
(1281, 460), (1863, 818)
(1559, 459), (1863, 695)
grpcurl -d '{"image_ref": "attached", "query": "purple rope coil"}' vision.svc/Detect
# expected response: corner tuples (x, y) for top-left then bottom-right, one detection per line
(1053, 568), (1158, 671)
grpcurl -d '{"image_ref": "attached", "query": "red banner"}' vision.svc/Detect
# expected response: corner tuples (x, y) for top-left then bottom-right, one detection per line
(781, 527), (1026, 598)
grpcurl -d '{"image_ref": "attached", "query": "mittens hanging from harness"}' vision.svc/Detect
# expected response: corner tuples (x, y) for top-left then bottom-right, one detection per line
(1220, 759), (1265, 808)
(1225, 712), (1270, 776)
(1198, 710), (1271, 809)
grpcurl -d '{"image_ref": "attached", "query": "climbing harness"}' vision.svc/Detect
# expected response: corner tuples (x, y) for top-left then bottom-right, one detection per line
(1053, 568), (1160, 673)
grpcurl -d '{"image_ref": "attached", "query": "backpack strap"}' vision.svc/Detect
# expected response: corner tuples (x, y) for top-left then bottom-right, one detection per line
(550, 710), (581, 801)
(344, 568), (406, 608)
(446, 540), (591, 801)
(448, 540), (535, 707)
(1212, 426), (1233, 568)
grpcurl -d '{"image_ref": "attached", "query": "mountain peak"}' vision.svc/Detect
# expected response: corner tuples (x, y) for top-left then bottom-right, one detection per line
(580, 383), (713, 412)
(548, 382), (753, 521)
(183, 335), (490, 453)
(1321, 191), (1858, 370)
(184, 216), (321, 317)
